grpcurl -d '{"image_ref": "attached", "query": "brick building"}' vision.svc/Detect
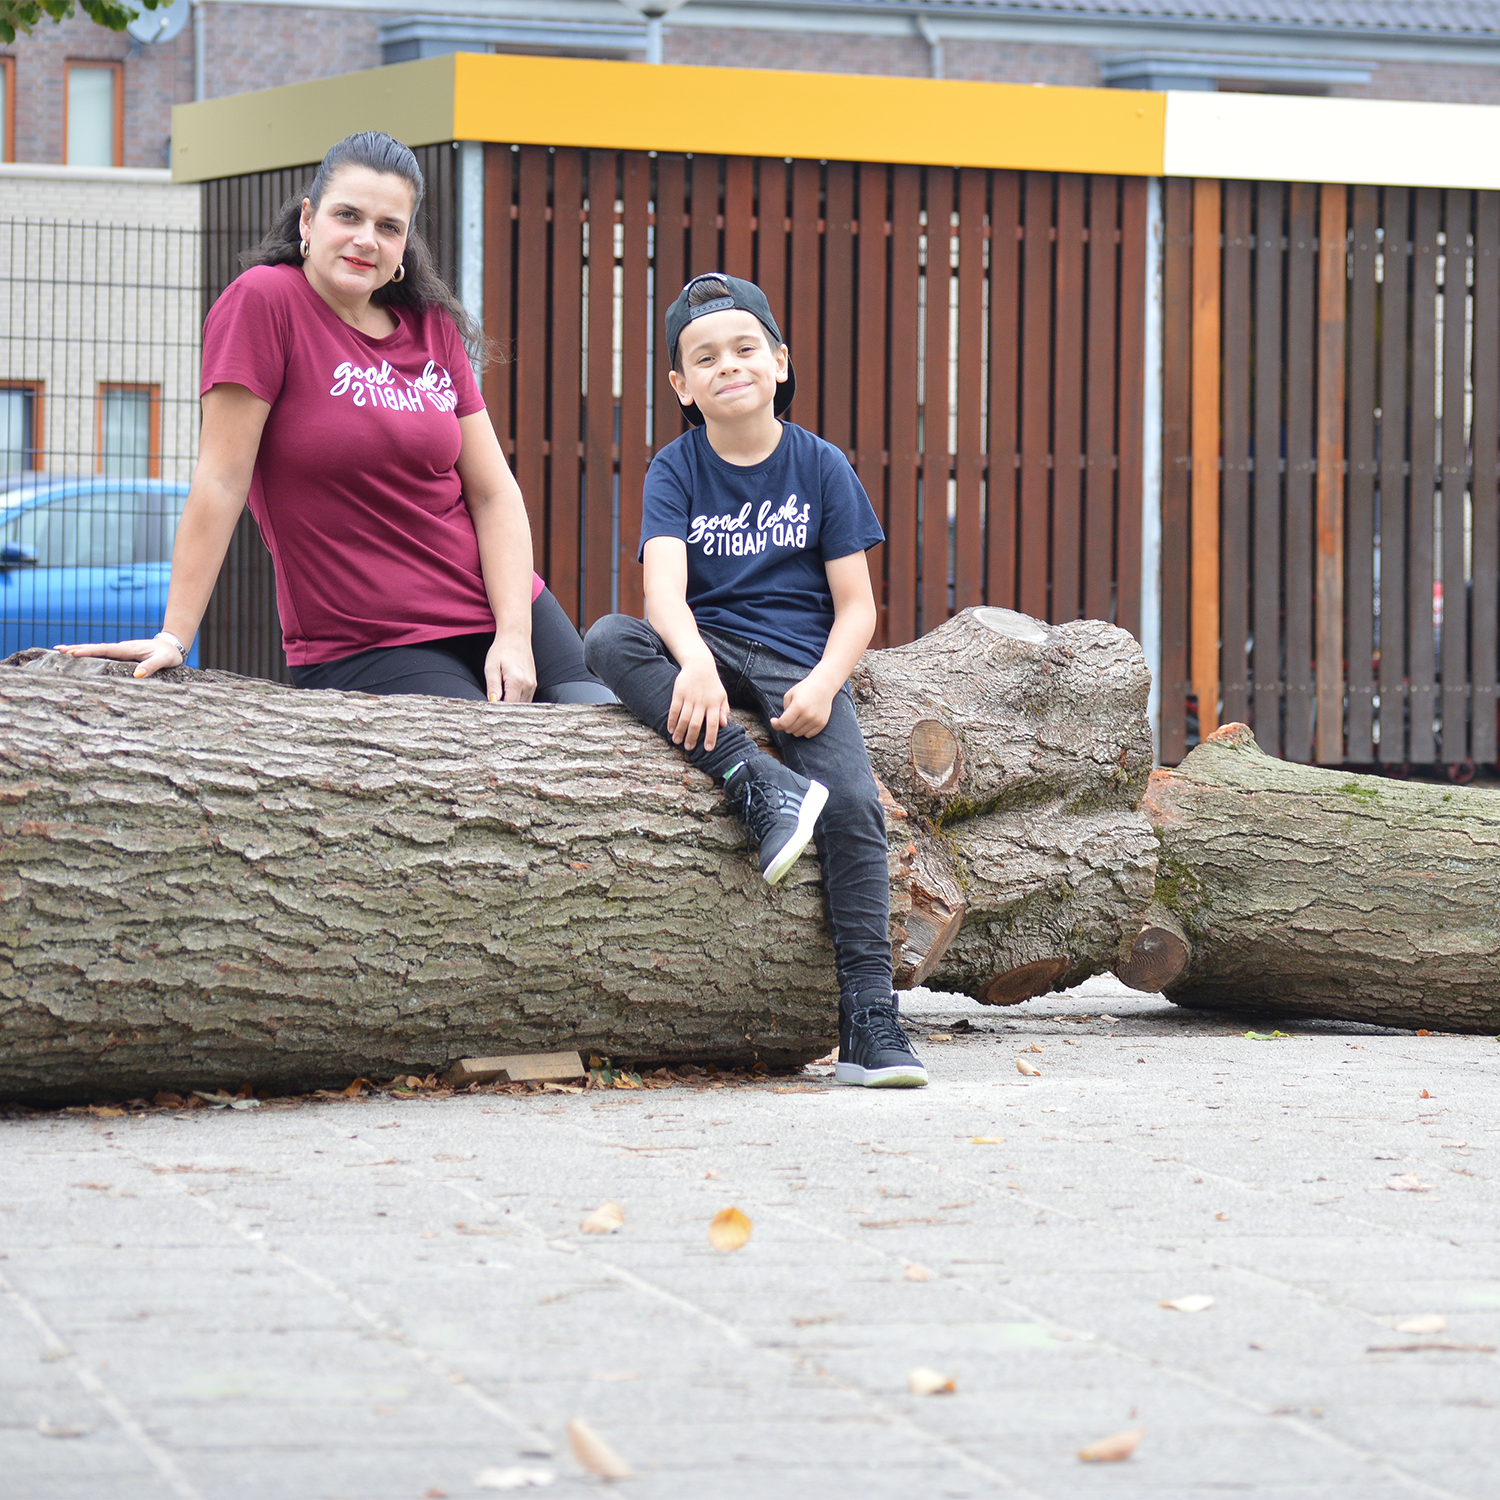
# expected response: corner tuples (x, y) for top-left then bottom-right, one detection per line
(4, 0), (1500, 169)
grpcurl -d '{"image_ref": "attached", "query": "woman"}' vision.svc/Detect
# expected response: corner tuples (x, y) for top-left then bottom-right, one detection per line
(61, 131), (612, 705)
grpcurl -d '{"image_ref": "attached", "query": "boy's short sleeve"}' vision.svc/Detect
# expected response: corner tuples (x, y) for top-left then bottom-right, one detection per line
(817, 445), (885, 561)
(200, 269), (292, 405)
(637, 444), (693, 559)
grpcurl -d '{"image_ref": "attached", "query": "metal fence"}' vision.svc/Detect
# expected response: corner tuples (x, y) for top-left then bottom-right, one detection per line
(0, 219), (200, 661)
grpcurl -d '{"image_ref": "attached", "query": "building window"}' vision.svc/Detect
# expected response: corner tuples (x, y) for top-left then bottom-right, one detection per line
(65, 62), (122, 168)
(0, 58), (14, 164)
(98, 383), (159, 478)
(0, 382), (43, 479)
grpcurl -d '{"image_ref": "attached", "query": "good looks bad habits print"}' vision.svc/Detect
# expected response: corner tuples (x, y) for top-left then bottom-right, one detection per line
(328, 359), (461, 414)
(688, 495), (812, 558)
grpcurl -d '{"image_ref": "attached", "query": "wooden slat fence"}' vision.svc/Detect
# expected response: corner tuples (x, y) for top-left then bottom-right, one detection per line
(1162, 179), (1500, 771)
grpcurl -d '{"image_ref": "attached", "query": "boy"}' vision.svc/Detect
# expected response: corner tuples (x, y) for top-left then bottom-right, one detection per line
(584, 273), (927, 1088)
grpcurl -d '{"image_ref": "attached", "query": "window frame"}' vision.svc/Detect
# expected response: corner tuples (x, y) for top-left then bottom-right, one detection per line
(0, 380), (45, 472)
(0, 57), (15, 164)
(96, 381), (160, 478)
(64, 59), (124, 169)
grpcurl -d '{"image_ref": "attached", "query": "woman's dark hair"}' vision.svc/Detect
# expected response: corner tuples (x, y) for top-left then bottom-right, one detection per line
(242, 131), (491, 367)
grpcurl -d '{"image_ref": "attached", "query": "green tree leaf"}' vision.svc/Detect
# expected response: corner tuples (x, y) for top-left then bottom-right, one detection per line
(0, 0), (164, 46)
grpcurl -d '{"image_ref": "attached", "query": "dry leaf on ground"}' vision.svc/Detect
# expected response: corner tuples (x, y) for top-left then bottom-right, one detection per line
(579, 1201), (625, 1235)
(904, 1263), (932, 1282)
(1025, 1043), (1043, 1053)
(708, 1206), (753, 1252)
(36, 1417), (87, 1438)
(1385, 1173), (1431, 1192)
(567, 1418), (633, 1480)
(1394, 1314), (1448, 1334)
(1079, 1427), (1144, 1462)
(1160, 1295), (1214, 1313)
(908, 1366), (956, 1394)
(1016, 1059), (1041, 1076)
(474, 1467), (557, 1490)
(970, 1135), (1001, 1145)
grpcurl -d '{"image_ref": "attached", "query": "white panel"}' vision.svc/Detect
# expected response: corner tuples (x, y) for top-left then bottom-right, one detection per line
(66, 67), (115, 168)
(1164, 91), (1500, 192)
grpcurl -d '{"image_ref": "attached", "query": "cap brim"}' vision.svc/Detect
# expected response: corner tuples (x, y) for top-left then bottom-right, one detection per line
(681, 361), (797, 428)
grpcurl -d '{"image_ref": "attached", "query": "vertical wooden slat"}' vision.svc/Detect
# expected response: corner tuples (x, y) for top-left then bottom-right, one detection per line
(1190, 178), (1222, 738)
(1115, 174), (1148, 638)
(583, 150), (616, 629)
(688, 153), (719, 275)
(1051, 174), (1086, 623)
(755, 159), (789, 330)
(855, 161), (890, 639)
(1315, 184), (1348, 764)
(987, 171), (1022, 614)
(1408, 187), (1440, 765)
(823, 162), (857, 458)
(722, 155), (754, 279)
(1345, 184), (1379, 762)
(618, 151), (651, 618)
(953, 167), (986, 613)
(549, 149), (584, 621)
(887, 164), (921, 645)
(513, 146), (550, 553)
(1440, 190), (1472, 764)
(1084, 175), (1119, 625)
(1220, 180), (1253, 728)
(922, 167), (954, 633)
(1472, 191), (1500, 766)
(789, 160), (823, 436)
(482, 144), (515, 459)
(1377, 187), (1411, 764)
(1283, 182), (1318, 762)
(1160, 176), (1194, 764)
(653, 155), (687, 452)
(1018, 172), (1053, 623)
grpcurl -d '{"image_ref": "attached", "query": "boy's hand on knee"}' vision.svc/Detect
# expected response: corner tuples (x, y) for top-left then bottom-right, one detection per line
(669, 656), (730, 751)
(771, 676), (835, 738)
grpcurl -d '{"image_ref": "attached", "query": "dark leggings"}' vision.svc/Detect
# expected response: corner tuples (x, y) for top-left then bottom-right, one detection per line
(289, 587), (616, 704)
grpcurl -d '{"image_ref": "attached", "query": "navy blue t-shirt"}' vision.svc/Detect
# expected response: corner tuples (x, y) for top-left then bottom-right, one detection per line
(639, 422), (884, 670)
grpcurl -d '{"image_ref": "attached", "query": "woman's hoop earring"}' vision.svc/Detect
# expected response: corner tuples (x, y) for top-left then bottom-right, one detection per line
(391, 262), (406, 283)
(299, 239), (310, 258)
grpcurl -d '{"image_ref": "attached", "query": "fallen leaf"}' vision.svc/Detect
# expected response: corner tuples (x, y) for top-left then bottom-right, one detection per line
(1016, 1058), (1041, 1076)
(1215, 1212), (1229, 1221)
(579, 1201), (625, 1235)
(342, 1077), (375, 1098)
(86, 1106), (124, 1119)
(708, 1206), (753, 1252)
(904, 1263), (932, 1282)
(1420, 1089), (1432, 1099)
(970, 1135), (1002, 1145)
(567, 1418), (633, 1480)
(1368, 1342), (1496, 1354)
(1243, 1030), (1291, 1041)
(1026, 1043), (1043, 1053)
(1160, 1295), (1214, 1313)
(1394, 1314), (1448, 1334)
(907, 1366), (956, 1395)
(1442, 1141), (1468, 1149)
(1079, 1427), (1144, 1463)
(1385, 1173), (1431, 1192)
(1098, 1014), (1119, 1023)
(474, 1466), (557, 1490)
(1417, 1029), (1431, 1036)
(37, 1417), (87, 1438)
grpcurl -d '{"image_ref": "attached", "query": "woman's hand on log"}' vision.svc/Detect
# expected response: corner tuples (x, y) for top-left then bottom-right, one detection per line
(771, 674), (836, 738)
(668, 654), (730, 752)
(52, 638), (183, 679)
(485, 630), (537, 704)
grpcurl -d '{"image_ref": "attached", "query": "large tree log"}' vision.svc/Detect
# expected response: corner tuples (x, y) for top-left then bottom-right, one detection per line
(1117, 722), (1500, 1032)
(0, 608), (1153, 1100)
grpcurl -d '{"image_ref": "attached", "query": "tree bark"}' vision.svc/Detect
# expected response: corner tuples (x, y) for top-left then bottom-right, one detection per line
(1123, 722), (1500, 1032)
(0, 607), (1153, 1101)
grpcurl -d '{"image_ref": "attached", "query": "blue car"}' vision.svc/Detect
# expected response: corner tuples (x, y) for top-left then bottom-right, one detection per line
(0, 477), (197, 665)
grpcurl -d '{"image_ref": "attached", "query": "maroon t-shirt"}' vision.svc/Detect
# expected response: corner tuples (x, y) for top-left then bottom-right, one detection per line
(201, 262), (542, 666)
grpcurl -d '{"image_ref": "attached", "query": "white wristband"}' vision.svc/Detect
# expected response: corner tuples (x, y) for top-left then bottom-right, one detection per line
(154, 630), (187, 661)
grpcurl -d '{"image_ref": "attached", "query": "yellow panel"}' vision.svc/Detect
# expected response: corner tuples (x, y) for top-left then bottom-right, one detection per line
(171, 57), (458, 184)
(453, 53), (1164, 176)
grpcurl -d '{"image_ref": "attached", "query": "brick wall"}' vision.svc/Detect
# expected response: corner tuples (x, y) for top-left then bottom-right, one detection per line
(0, 165), (199, 226)
(1334, 59), (1500, 108)
(201, 3), (382, 101)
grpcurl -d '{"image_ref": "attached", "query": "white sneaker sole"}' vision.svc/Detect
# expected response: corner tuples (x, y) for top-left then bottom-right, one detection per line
(834, 1061), (930, 1088)
(762, 778), (829, 885)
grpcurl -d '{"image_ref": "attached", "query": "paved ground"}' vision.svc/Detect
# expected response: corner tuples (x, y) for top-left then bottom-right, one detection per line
(3, 977), (1498, 1500)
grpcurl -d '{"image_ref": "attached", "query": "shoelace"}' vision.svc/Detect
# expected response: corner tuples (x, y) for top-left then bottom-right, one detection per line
(847, 1005), (913, 1053)
(737, 776), (797, 846)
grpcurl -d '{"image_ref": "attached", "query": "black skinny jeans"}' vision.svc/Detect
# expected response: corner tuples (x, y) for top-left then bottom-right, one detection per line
(584, 613), (892, 1003)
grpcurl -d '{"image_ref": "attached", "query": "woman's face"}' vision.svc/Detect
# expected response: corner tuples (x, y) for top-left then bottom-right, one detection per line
(299, 165), (416, 305)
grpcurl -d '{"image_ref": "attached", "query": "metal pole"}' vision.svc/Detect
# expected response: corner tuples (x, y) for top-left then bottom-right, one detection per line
(456, 141), (485, 378)
(645, 13), (663, 64)
(192, 1), (207, 101)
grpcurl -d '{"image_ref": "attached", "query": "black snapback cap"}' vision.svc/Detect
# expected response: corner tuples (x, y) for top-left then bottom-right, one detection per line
(665, 272), (796, 427)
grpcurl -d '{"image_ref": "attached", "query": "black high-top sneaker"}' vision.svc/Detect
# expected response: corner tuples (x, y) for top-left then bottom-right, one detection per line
(836, 993), (929, 1088)
(723, 757), (828, 885)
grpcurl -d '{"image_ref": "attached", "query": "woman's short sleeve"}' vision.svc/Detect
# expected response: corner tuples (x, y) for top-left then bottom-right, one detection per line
(200, 267), (292, 405)
(442, 315), (485, 419)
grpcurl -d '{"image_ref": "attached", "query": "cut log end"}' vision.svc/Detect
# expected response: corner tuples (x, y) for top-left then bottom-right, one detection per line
(977, 958), (1070, 1007)
(972, 606), (1049, 644)
(910, 718), (962, 790)
(899, 897), (966, 989)
(1115, 924), (1191, 994)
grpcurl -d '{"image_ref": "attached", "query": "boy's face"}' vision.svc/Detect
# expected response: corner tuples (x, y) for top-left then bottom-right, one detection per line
(670, 309), (789, 425)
